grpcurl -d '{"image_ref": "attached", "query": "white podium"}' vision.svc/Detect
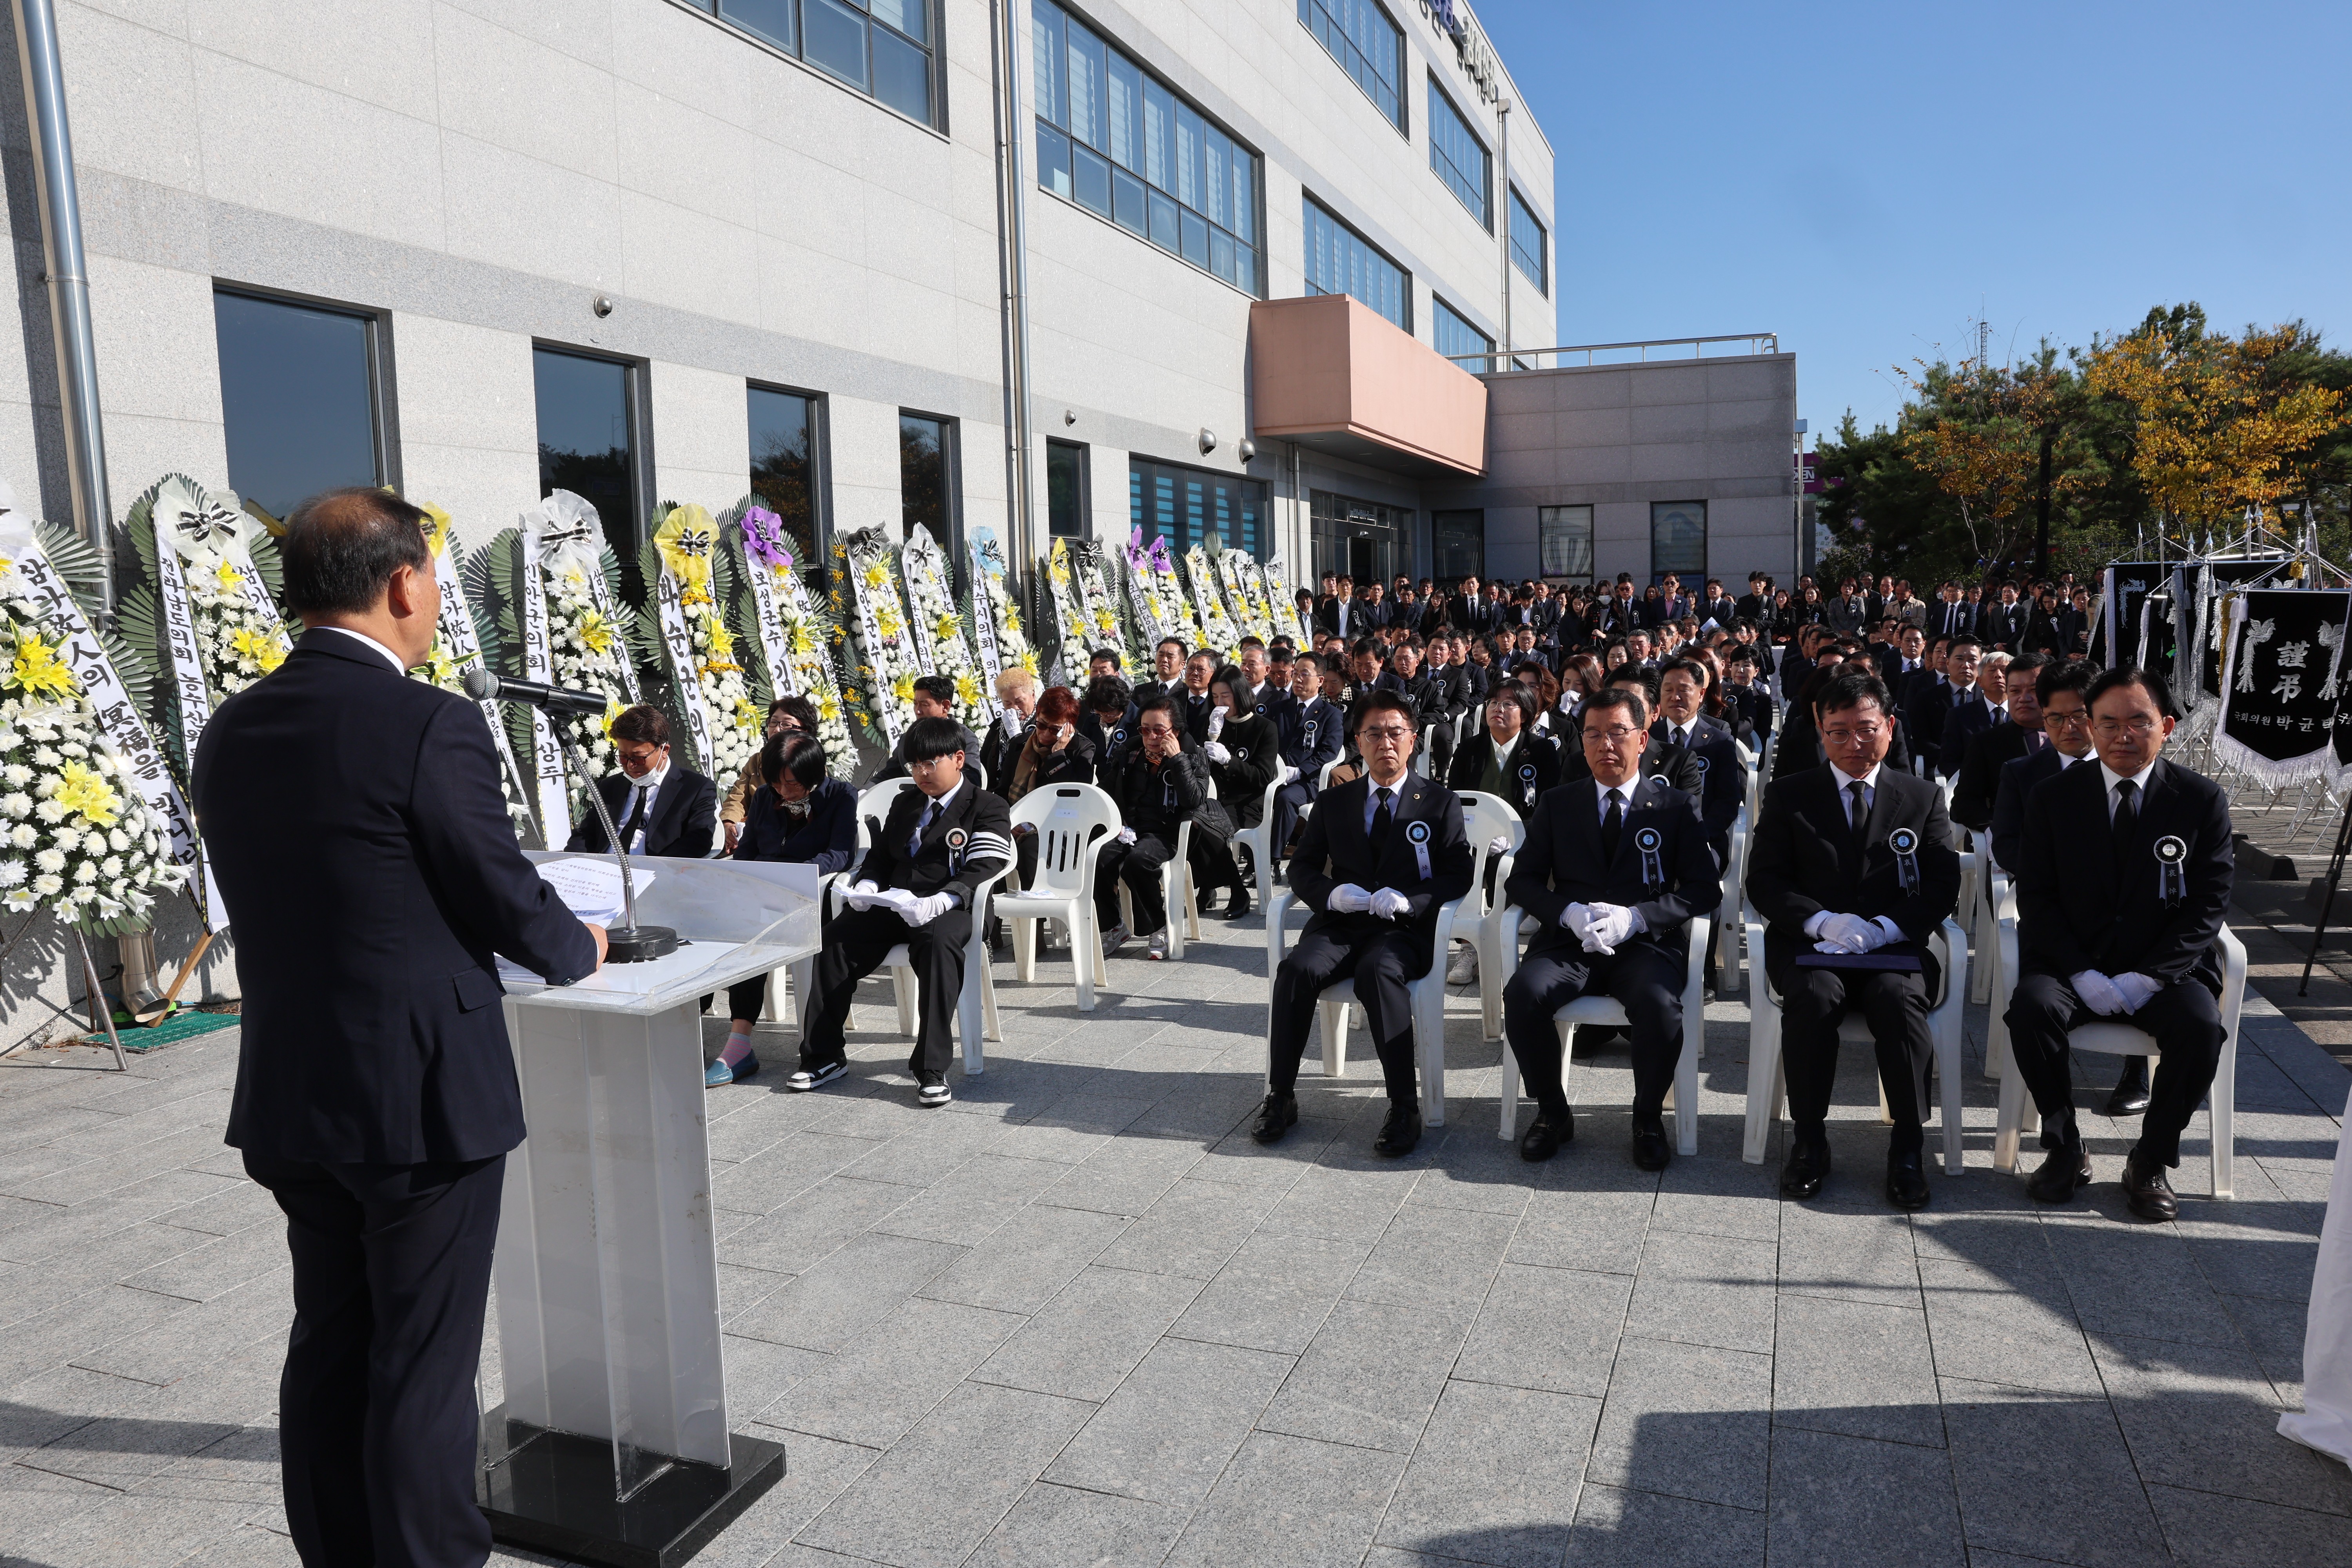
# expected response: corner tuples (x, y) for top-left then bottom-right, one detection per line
(477, 856), (822, 1568)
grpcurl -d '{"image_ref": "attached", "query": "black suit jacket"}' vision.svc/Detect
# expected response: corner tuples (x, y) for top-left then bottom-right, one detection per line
(1936, 695), (2005, 779)
(568, 765), (718, 859)
(1275, 693), (1345, 779)
(1932, 600), (1976, 640)
(1287, 773), (1475, 976)
(1561, 735), (1703, 797)
(1949, 720), (2033, 833)
(1771, 714), (1915, 780)
(1988, 745), (2076, 872)
(193, 631), (599, 1165)
(1904, 675), (1955, 755)
(856, 779), (1013, 905)
(979, 715), (1031, 795)
(2014, 758), (2231, 993)
(1505, 777), (1720, 962)
(1745, 762), (1962, 990)
(1980, 602), (2027, 648)
(1651, 717), (1744, 863)
(1447, 728), (1563, 815)
(1207, 711), (1279, 824)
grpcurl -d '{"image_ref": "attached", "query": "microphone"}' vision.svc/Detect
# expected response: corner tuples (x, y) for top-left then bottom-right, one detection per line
(463, 666), (609, 717)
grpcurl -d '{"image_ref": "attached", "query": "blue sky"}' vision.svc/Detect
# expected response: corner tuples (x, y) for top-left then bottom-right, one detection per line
(1477, 0), (2352, 437)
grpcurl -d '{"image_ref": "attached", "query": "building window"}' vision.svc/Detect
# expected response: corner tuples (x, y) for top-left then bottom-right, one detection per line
(749, 384), (825, 592)
(534, 346), (643, 560)
(900, 412), (959, 588)
(213, 289), (385, 528)
(1432, 510), (1483, 580)
(1431, 297), (1492, 366)
(1650, 499), (1706, 581)
(1033, 1), (1261, 296)
(1132, 456), (1270, 561)
(1308, 489), (1412, 586)
(1303, 196), (1408, 331)
(688, 0), (939, 127)
(1426, 79), (1490, 229)
(1539, 505), (1592, 581)
(1046, 440), (1089, 538)
(1509, 188), (1547, 296)
(1297, 0), (1403, 130)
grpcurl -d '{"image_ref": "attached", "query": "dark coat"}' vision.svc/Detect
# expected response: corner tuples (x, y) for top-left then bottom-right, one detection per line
(1989, 744), (2076, 873)
(734, 774), (858, 873)
(1504, 776), (1720, 962)
(1106, 742), (1223, 842)
(875, 721), (983, 784)
(855, 779), (1014, 904)
(1651, 716), (1745, 863)
(1949, 720), (2034, 833)
(1004, 727), (1101, 806)
(1274, 693), (1345, 780)
(1207, 711), (1280, 827)
(1562, 732), (1704, 797)
(1744, 762), (1962, 991)
(1447, 728), (1563, 815)
(1936, 693), (2006, 779)
(1978, 601), (2029, 649)
(567, 764), (718, 859)
(193, 630), (599, 1165)
(1287, 772), (1475, 977)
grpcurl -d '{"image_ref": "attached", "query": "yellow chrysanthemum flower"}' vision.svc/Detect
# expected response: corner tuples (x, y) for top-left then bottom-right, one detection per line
(706, 621), (735, 659)
(1002, 609), (1022, 635)
(954, 671), (982, 706)
(599, 696), (626, 737)
(862, 562), (888, 590)
(6, 631), (75, 699)
(935, 612), (961, 643)
(54, 760), (120, 828)
(877, 606), (904, 637)
(818, 689), (843, 721)
(577, 610), (615, 656)
(1018, 650), (1040, 676)
(891, 672), (915, 707)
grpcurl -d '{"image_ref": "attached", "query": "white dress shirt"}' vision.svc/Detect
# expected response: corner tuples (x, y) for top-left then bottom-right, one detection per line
(617, 762), (669, 855)
(2097, 757), (2160, 820)
(1362, 773), (1408, 833)
(318, 626), (407, 675)
(1594, 777), (1637, 825)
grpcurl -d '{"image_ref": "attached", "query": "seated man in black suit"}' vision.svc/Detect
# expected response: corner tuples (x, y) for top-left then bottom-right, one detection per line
(1442, 683), (1563, 986)
(794, 717), (1012, 1107)
(1503, 686), (1719, 1168)
(2004, 666), (2233, 1220)
(1936, 646), (2008, 779)
(567, 703), (718, 859)
(1949, 652), (2050, 834)
(1255, 691), (1474, 1158)
(1905, 635), (1974, 764)
(1563, 666), (1702, 796)
(1096, 696), (1219, 960)
(1652, 657), (1744, 868)
(1269, 652), (1344, 873)
(1746, 670), (1962, 1210)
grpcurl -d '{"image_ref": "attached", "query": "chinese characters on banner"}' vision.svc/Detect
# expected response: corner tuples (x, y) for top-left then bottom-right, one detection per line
(2213, 588), (2352, 784)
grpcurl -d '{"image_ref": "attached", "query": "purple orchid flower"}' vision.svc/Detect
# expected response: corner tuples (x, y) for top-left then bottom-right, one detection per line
(740, 505), (794, 572)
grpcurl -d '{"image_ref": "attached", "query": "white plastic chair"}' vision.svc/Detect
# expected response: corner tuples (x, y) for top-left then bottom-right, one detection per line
(1740, 916), (1970, 1176)
(1234, 766), (1298, 917)
(1989, 920), (2246, 1198)
(1116, 817), (1201, 959)
(1969, 858), (2005, 1006)
(1493, 912), (1710, 1156)
(996, 783), (1120, 1011)
(1715, 803), (1751, 1000)
(1450, 791), (1526, 1042)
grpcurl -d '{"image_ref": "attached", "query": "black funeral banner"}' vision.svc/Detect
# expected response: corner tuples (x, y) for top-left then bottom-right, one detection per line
(2096, 561), (2173, 670)
(2195, 558), (2292, 704)
(2214, 588), (2352, 783)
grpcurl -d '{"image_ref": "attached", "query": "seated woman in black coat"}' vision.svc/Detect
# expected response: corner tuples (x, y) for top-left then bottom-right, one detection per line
(1203, 663), (1278, 918)
(712, 730), (857, 1086)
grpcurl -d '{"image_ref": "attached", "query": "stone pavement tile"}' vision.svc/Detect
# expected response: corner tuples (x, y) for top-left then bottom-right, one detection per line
(1167, 1232), (1371, 1355)
(1031, 1137), (1204, 1219)
(1186, 1114), (1348, 1189)
(2042, 1213), (2245, 1348)
(5, 1490), (257, 1568)
(0, 1171), (236, 1265)
(171, 1522), (304, 1566)
(0, 1363), (150, 1452)
(1906, 1199), (2053, 1267)
(0, 1140), (108, 1197)
(1508, 1184), (1653, 1277)
(687, 1431), (881, 1568)
(1043, 1336), (1292, 1507)
(1774, 1201), (1919, 1307)
(799, 1093), (935, 1144)
(1771, 1294), (1941, 1449)
(1624, 1229), (1777, 1356)
(724, 1334), (828, 1421)
(1257, 1161), (1417, 1243)
(2223, 1107), (2344, 1171)
(965, 1481), (1187, 1568)
(2146, 1482), (2352, 1568)
(0, 1284), (193, 1392)
(717, 1262), (793, 1326)
(720, 1176), (913, 1275)
(133, 1422), (280, 1505)
(1764, 1426), (1963, 1568)
(763, 1296), (1027, 1449)
(1122, 1083), (1261, 1143)
(2091, 1333), (2352, 1516)
(935, 1058), (1106, 1123)
(1646, 1154), (1782, 1244)
(118, 1219), (288, 1304)
(9, 1125), (234, 1205)
(795, 1382), (1095, 1568)
(1377, 1379), (1597, 1568)
(834, 1112), (1005, 1189)
(971, 1264), (1202, 1401)
(0, 1459), (118, 1550)
(15, 1371), (247, 1490)
(0, 1220), (215, 1329)
(1163, 1429), (1405, 1568)
(69, 1267), (291, 1388)
(1257, 1297), (1470, 1453)
(1401, 1132), (1538, 1217)
(150, 1177), (278, 1240)
(728, 1233), (965, 1353)
(1092, 1178), (1277, 1281)
(1938, 1376), (2163, 1568)
(1454, 1262), (1630, 1399)
(1559, 1483), (1764, 1568)
(1349, 1204), (1517, 1311)
(2221, 1290), (2309, 1400)
(2180, 1215), (2321, 1304)
(918, 1203), (1127, 1314)
(1587, 1336), (1771, 1512)
(710, 1133), (886, 1216)
(869, 1153), (1072, 1249)
(1916, 1256), (2102, 1396)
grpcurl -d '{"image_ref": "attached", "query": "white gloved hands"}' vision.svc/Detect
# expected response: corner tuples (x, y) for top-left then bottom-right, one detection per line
(2110, 971), (2161, 1014)
(2072, 969), (2129, 1017)
(1327, 883), (1374, 915)
(843, 879), (883, 910)
(1204, 741), (1232, 764)
(1116, 827), (1137, 845)
(1207, 710), (1227, 740)
(1488, 834), (1514, 857)
(905, 892), (955, 927)
(1582, 902), (1637, 954)
(1370, 888), (1411, 921)
(1813, 911), (1884, 954)
(1561, 901), (1595, 935)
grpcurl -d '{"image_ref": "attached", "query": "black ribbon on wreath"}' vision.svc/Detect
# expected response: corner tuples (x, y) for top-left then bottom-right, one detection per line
(2214, 588), (2352, 784)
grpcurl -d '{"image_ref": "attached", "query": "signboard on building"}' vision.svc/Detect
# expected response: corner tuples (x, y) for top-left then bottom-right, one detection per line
(1419, 0), (1501, 104)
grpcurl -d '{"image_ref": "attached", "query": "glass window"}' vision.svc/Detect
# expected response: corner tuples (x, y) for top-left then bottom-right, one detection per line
(900, 412), (959, 590)
(1432, 510), (1483, 580)
(1650, 500), (1706, 581)
(534, 345), (641, 561)
(749, 384), (825, 592)
(1066, 16), (1105, 149)
(1431, 297), (1492, 365)
(1132, 456), (1270, 561)
(213, 289), (382, 528)
(1045, 440), (1088, 538)
(1509, 188), (1548, 296)
(1427, 79), (1490, 229)
(1539, 505), (1593, 581)
(695, 0), (939, 128)
(1308, 489), (1412, 586)
(1298, 0), (1403, 129)
(720, 0), (795, 51)
(1302, 196), (1407, 331)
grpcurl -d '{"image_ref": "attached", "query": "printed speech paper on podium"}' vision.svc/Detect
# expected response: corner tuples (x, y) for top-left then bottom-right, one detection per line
(495, 859), (657, 983)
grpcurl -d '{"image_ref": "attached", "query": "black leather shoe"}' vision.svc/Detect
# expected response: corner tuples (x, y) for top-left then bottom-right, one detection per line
(1251, 1091), (1298, 1145)
(1518, 1110), (1572, 1162)
(2026, 1144), (2093, 1204)
(2122, 1151), (2179, 1221)
(1218, 886), (1254, 921)
(1886, 1148), (1930, 1210)
(1630, 1116), (1671, 1172)
(1780, 1135), (1831, 1200)
(1374, 1103), (1422, 1158)
(2105, 1058), (2152, 1116)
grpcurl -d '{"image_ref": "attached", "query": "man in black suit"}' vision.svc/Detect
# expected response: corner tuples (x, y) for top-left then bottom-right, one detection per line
(796, 717), (1012, 1105)
(2005, 666), (2233, 1220)
(1131, 637), (1189, 707)
(566, 704), (718, 859)
(194, 490), (605, 1568)
(1255, 691), (1474, 1158)
(1931, 581), (1976, 641)
(1746, 670), (1963, 1210)
(1317, 578), (1364, 640)
(1502, 686), (1719, 1167)
(1990, 660), (2093, 873)
(1269, 652), (1345, 871)
(1699, 578), (1740, 629)
(1652, 658), (1745, 867)
(1564, 667), (1703, 796)
(1734, 572), (1772, 624)
(1950, 653), (2049, 833)
(1937, 649), (2010, 779)
(1980, 582), (2029, 649)
(1078, 674), (1137, 783)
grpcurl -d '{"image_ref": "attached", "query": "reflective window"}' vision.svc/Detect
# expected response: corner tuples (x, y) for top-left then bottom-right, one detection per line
(690, 0), (938, 126)
(1309, 489), (1411, 586)
(749, 384), (825, 592)
(534, 346), (642, 559)
(1509, 188), (1548, 296)
(1427, 78), (1490, 229)
(1034, 0), (1261, 295)
(1539, 504), (1592, 580)
(1432, 510), (1483, 580)
(900, 412), (959, 589)
(1431, 297), (1492, 365)
(1132, 456), (1270, 561)
(1650, 499), (1707, 581)
(1298, 0), (1403, 129)
(1046, 440), (1088, 538)
(1303, 196), (1408, 331)
(213, 290), (382, 528)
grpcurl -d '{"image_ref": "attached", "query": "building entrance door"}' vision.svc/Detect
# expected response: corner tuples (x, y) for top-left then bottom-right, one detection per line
(1312, 490), (1412, 589)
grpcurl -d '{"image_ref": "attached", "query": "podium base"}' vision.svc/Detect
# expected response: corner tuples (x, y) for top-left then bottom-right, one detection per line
(478, 1414), (785, 1568)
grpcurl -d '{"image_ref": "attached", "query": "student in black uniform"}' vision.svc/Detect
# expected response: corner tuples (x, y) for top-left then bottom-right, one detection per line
(1269, 652), (1345, 877)
(1202, 664), (1278, 918)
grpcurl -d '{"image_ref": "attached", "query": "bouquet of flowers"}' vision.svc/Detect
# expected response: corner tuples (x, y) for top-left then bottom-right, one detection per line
(1217, 550), (1276, 644)
(1262, 556), (1311, 642)
(1044, 539), (1093, 683)
(646, 503), (760, 783)
(1183, 544), (1242, 660)
(967, 533), (1036, 690)
(1124, 530), (1198, 650)
(902, 525), (993, 728)
(729, 499), (855, 763)
(835, 527), (923, 747)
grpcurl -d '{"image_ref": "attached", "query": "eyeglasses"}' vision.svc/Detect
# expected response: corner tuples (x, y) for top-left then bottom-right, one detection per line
(1139, 724), (1176, 740)
(1357, 726), (1413, 745)
(1583, 726), (1641, 745)
(2042, 708), (2091, 728)
(1822, 724), (1885, 744)
(2092, 716), (2162, 737)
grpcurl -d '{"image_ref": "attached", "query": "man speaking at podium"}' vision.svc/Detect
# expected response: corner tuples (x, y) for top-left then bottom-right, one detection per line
(193, 488), (607, 1568)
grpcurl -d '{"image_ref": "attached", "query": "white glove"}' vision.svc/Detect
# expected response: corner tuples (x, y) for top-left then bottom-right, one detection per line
(2110, 971), (2161, 1014)
(1561, 901), (1595, 934)
(1370, 888), (1411, 921)
(1204, 741), (1232, 764)
(1117, 827), (1137, 845)
(1207, 710), (1227, 739)
(1327, 883), (1373, 914)
(844, 878), (882, 910)
(1814, 912), (1882, 954)
(1583, 903), (1637, 953)
(1488, 834), (1513, 857)
(2072, 969), (2129, 1017)
(905, 892), (955, 927)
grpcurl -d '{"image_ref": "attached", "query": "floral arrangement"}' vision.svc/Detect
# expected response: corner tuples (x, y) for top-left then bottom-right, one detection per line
(1044, 539), (1093, 682)
(1123, 529), (1198, 650)
(412, 502), (535, 834)
(1217, 550), (1277, 644)
(649, 503), (760, 782)
(967, 533), (1036, 690)
(728, 499), (855, 763)
(901, 525), (993, 727)
(835, 527), (923, 747)
(122, 474), (291, 705)
(1183, 544), (1242, 660)
(1262, 555), (1311, 642)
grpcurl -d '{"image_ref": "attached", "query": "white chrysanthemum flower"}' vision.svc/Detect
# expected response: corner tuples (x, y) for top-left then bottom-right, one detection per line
(0, 860), (21, 887)
(101, 855), (121, 877)
(8, 823), (33, 848)
(32, 746), (60, 768)
(31, 873), (61, 895)
(59, 742), (85, 759)
(92, 752), (118, 777)
(50, 827), (77, 854)
(107, 828), (126, 852)
(0, 764), (28, 788)
(33, 799), (64, 824)
(71, 859), (97, 883)
(0, 793), (27, 819)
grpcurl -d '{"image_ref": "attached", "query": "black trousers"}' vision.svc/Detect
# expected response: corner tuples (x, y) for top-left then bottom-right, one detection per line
(1271, 777), (1317, 859)
(1269, 923), (1426, 1105)
(243, 1151), (506, 1568)
(1504, 941), (1685, 1120)
(2005, 971), (2225, 1167)
(726, 974), (769, 1024)
(802, 902), (973, 1074)
(1097, 832), (1178, 935)
(1774, 958), (1933, 1154)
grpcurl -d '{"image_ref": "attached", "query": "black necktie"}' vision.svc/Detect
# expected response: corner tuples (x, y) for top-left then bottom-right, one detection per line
(1847, 780), (1870, 850)
(2112, 778), (2139, 866)
(1601, 788), (1624, 863)
(617, 781), (652, 852)
(1371, 786), (1395, 849)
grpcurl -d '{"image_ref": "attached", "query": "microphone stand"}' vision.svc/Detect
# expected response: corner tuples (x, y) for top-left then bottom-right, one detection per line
(559, 733), (679, 964)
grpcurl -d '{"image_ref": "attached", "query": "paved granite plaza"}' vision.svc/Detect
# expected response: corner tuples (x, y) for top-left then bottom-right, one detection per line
(1, 910), (2347, 1568)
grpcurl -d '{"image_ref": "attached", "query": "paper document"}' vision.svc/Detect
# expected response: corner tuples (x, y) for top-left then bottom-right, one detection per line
(494, 858), (656, 985)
